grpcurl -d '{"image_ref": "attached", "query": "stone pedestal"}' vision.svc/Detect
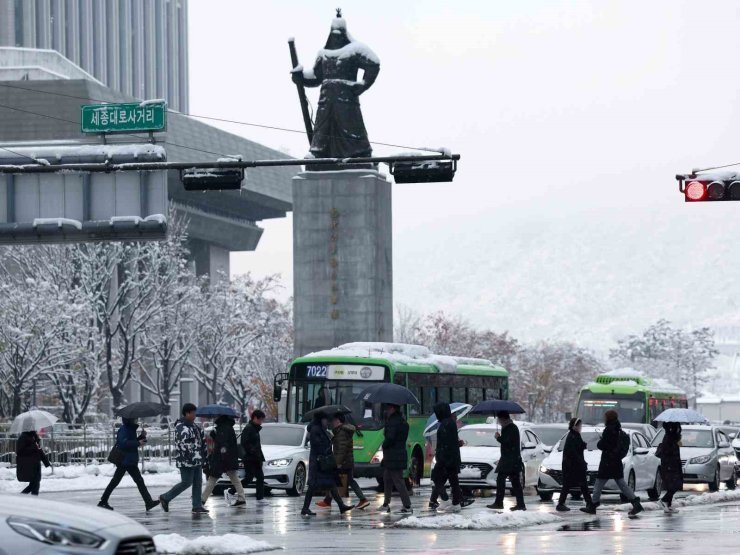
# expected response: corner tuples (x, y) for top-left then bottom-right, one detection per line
(293, 169), (393, 356)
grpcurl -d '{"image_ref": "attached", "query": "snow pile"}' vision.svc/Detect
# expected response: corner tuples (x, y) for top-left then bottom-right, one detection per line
(396, 510), (560, 530)
(615, 490), (740, 513)
(154, 534), (278, 554)
(603, 368), (645, 379)
(306, 342), (495, 374)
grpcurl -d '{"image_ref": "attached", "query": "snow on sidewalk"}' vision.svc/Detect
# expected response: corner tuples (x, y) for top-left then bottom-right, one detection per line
(615, 490), (740, 512)
(154, 533), (279, 554)
(0, 462), (180, 493)
(395, 510), (561, 530)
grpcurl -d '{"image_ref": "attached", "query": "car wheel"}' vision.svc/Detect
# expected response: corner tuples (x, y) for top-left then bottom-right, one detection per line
(538, 490), (554, 501)
(620, 472), (636, 503)
(287, 463), (306, 497)
(647, 469), (662, 501)
(709, 466), (720, 492)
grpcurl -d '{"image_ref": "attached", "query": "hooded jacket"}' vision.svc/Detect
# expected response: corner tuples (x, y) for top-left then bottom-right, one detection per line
(331, 422), (356, 469)
(381, 410), (409, 471)
(209, 415), (239, 475)
(307, 416), (336, 488)
(174, 418), (206, 468)
(596, 419), (625, 480)
(434, 403), (461, 469)
(240, 420), (265, 465)
(562, 429), (588, 483)
(116, 420), (141, 467)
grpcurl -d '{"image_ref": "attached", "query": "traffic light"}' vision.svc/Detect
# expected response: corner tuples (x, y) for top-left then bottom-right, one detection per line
(684, 179), (740, 202)
(181, 167), (244, 191)
(390, 159), (457, 183)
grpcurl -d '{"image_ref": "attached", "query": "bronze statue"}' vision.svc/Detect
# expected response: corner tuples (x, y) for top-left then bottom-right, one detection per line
(291, 10), (380, 161)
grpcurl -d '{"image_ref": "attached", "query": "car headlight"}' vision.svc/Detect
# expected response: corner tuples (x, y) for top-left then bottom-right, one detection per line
(539, 465), (550, 474)
(371, 447), (384, 464)
(689, 454), (713, 465)
(8, 517), (105, 548)
(267, 458), (293, 467)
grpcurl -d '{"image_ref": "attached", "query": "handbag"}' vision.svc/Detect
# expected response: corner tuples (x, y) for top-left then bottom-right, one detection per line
(318, 454), (337, 473)
(107, 444), (125, 466)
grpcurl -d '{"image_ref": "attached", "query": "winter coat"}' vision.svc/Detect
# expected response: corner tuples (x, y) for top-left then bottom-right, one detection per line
(597, 420), (625, 480)
(434, 403), (461, 470)
(496, 421), (523, 476)
(174, 419), (206, 468)
(331, 423), (356, 470)
(307, 419), (336, 488)
(240, 421), (265, 465)
(115, 421), (142, 467)
(562, 429), (588, 483)
(381, 412), (409, 471)
(657, 428), (684, 492)
(16, 432), (44, 482)
(208, 416), (239, 476)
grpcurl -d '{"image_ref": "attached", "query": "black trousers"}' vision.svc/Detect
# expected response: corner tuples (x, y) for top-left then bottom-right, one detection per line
(323, 469), (366, 503)
(243, 461), (265, 500)
(430, 466), (462, 505)
(494, 471), (525, 507)
(101, 465), (153, 505)
(557, 477), (593, 506)
(303, 483), (345, 511)
(20, 465), (41, 496)
(662, 488), (678, 506)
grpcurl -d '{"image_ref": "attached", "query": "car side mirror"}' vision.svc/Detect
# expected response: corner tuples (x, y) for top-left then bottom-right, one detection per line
(634, 447), (649, 455)
(719, 442), (730, 449)
(522, 442), (536, 450)
(544, 446), (553, 454)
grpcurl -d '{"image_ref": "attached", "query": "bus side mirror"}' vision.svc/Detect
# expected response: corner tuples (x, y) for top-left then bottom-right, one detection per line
(273, 385), (282, 403)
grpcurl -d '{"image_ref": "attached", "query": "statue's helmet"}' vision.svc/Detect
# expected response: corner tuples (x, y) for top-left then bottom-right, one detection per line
(325, 8), (351, 50)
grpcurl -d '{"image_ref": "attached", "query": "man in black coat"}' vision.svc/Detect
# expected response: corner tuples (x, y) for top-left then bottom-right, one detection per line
(656, 422), (683, 513)
(487, 411), (526, 511)
(581, 409), (643, 515)
(202, 415), (246, 506)
(380, 404), (412, 513)
(240, 409), (266, 501)
(429, 403), (474, 510)
(556, 417), (593, 511)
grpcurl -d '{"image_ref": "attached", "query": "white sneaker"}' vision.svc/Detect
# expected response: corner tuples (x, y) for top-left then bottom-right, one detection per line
(667, 506), (678, 514)
(224, 490), (234, 505)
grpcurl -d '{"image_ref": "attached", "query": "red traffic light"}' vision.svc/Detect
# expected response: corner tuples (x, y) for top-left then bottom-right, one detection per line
(685, 181), (706, 201)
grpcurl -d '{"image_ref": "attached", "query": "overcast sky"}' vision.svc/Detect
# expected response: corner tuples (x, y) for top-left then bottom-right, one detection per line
(188, 0), (740, 312)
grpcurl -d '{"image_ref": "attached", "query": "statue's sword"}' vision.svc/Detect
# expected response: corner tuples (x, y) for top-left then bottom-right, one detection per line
(288, 38), (314, 145)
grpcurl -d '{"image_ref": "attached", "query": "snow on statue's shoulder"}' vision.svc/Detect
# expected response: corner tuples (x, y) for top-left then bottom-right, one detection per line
(318, 40), (380, 64)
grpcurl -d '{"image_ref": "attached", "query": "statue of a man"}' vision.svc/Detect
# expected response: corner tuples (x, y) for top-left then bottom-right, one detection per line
(292, 10), (380, 160)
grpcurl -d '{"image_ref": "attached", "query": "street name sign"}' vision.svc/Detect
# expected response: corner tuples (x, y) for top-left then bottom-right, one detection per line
(81, 101), (167, 134)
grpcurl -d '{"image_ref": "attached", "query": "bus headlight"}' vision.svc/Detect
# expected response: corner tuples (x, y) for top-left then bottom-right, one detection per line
(371, 447), (384, 464)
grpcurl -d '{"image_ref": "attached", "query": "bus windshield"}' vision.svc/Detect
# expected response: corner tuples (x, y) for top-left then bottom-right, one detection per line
(287, 380), (384, 430)
(576, 391), (646, 425)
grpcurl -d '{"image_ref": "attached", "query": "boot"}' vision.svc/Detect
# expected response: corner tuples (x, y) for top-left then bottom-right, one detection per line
(145, 500), (160, 512)
(628, 497), (644, 516)
(340, 504), (355, 514)
(580, 502), (599, 515)
(556, 504), (570, 512)
(301, 508), (316, 516)
(97, 501), (113, 511)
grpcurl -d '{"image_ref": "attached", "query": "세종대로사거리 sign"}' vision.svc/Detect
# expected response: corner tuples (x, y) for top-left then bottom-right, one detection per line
(81, 101), (166, 134)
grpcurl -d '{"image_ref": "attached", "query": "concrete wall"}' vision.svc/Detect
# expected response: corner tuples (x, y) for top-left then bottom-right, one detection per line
(698, 401), (740, 423)
(293, 169), (393, 356)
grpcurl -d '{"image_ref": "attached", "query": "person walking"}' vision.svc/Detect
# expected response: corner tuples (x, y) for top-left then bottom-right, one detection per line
(16, 427), (49, 496)
(656, 422), (683, 513)
(240, 409), (266, 501)
(98, 418), (159, 511)
(317, 412), (370, 510)
(380, 404), (413, 514)
(301, 413), (354, 516)
(202, 414), (246, 506)
(581, 409), (643, 516)
(556, 417), (593, 512)
(159, 403), (208, 514)
(487, 411), (526, 511)
(429, 402), (474, 510)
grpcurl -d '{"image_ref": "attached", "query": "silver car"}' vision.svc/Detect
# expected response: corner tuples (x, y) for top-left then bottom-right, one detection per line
(651, 425), (737, 491)
(0, 493), (154, 554)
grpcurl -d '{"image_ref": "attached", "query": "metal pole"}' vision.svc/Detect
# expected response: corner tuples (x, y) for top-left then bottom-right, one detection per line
(50, 426), (54, 475)
(83, 424), (87, 468)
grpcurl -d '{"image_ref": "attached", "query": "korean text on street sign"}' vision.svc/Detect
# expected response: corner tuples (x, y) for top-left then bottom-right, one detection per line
(81, 101), (167, 134)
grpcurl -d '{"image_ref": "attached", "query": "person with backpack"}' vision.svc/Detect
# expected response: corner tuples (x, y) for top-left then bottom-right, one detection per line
(556, 417), (593, 512)
(581, 409), (643, 516)
(201, 414), (246, 506)
(98, 418), (159, 511)
(656, 422), (683, 513)
(486, 411), (526, 511)
(429, 402), (474, 510)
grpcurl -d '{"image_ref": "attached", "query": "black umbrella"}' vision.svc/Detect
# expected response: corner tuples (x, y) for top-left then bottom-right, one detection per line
(469, 400), (526, 416)
(116, 402), (168, 419)
(300, 404), (353, 423)
(356, 383), (420, 406)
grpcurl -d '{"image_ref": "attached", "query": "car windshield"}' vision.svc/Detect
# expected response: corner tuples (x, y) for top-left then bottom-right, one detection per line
(259, 426), (305, 446)
(557, 431), (601, 452)
(531, 427), (567, 446)
(459, 428), (500, 447)
(651, 428), (714, 448)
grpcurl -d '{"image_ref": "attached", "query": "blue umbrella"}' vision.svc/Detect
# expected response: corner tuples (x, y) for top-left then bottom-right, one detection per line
(196, 404), (238, 418)
(469, 400), (526, 416)
(654, 408), (708, 424)
(423, 403), (472, 436)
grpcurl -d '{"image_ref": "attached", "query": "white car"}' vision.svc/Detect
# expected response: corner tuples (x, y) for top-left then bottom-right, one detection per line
(0, 494), (154, 554)
(733, 433), (740, 478)
(538, 426), (661, 501)
(455, 423), (549, 491)
(217, 423), (309, 496)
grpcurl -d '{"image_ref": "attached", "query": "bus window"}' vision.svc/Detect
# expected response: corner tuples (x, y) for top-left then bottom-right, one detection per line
(409, 385), (422, 416)
(468, 387), (484, 406)
(423, 387), (435, 415)
(453, 387), (467, 404)
(484, 388), (499, 401)
(394, 373), (406, 386)
(437, 387), (451, 404)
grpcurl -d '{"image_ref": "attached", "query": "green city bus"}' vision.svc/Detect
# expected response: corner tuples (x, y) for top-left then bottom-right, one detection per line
(575, 369), (688, 426)
(275, 343), (509, 484)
